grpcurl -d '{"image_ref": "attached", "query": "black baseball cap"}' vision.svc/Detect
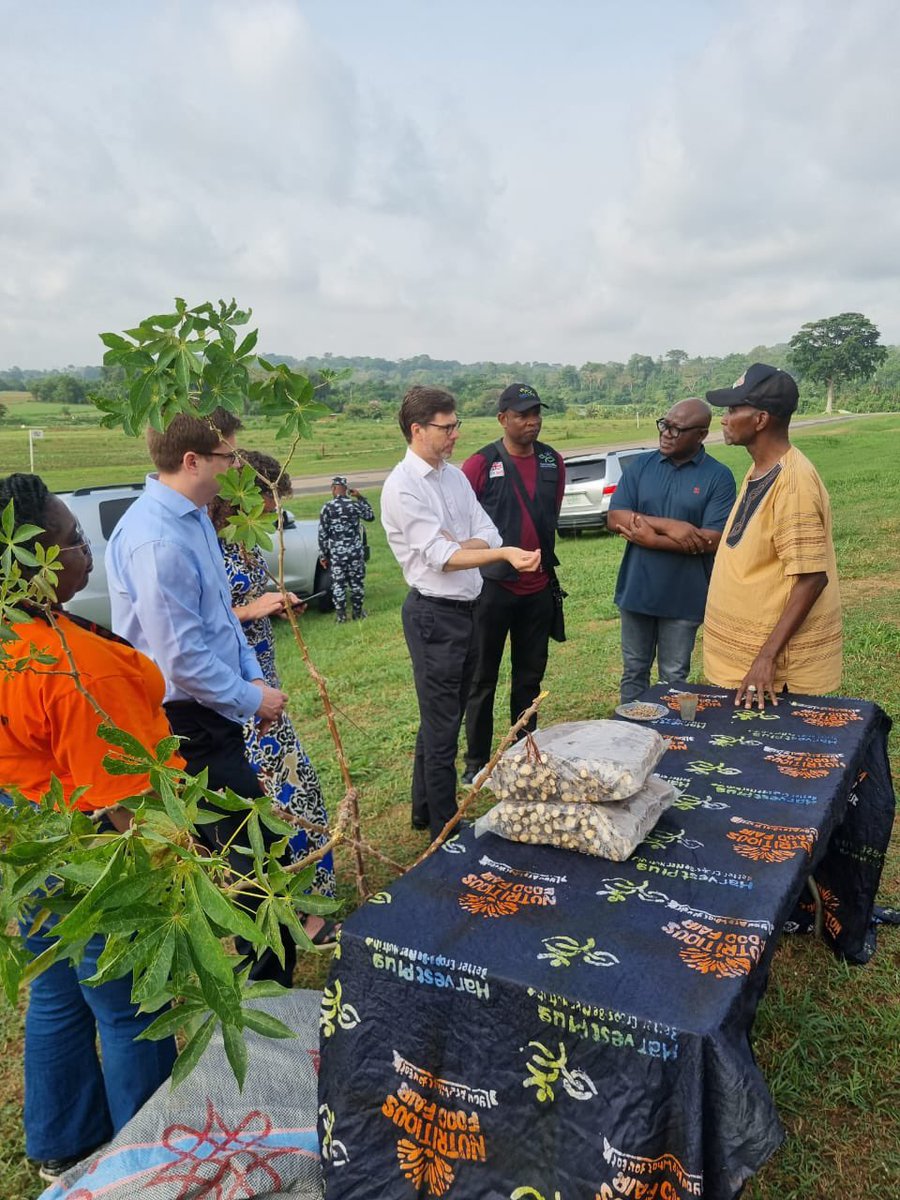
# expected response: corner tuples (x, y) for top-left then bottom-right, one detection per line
(706, 363), (798, 418)
(497, 383), (547, 413)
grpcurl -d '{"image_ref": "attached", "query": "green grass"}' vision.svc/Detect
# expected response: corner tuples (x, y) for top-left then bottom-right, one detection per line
(280, 415), (900, 1200)
(0, 389), (658, 489)
(0, 414), (897, 1198)
(1, 386), (870, 492)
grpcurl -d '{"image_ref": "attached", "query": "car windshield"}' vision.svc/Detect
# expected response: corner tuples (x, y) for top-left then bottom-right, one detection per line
(565, 459), (606, 484)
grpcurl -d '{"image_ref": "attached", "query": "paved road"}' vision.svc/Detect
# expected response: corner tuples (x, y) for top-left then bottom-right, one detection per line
(289, 413), (867, 495)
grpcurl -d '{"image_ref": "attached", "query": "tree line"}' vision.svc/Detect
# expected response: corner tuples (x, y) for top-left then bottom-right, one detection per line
(4, 312), (897, 420)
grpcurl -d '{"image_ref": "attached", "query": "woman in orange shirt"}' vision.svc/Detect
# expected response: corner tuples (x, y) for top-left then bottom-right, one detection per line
(0, 474), (178, 1182)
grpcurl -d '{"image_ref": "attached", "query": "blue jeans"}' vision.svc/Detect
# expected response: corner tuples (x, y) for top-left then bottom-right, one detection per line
(619, 609), (700, 703)
(22, 917), (177, 1161)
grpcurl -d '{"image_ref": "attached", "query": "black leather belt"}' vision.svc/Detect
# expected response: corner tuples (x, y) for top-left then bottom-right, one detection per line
(411, 589), (478, 612)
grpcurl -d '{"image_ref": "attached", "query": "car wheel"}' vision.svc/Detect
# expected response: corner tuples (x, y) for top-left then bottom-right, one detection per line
(557, 528), (572, 538)
(313, 565), (334, 612)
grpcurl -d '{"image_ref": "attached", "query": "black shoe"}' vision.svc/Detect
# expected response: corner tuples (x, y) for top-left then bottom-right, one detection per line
(411, 816), (430, 831)
(35, 1151), (95, 1183)
(461, 765), (486, 786)
(352, 607), (368, 620)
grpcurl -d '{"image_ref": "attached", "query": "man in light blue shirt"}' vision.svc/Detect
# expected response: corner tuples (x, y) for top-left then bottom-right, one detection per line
(108, 477), (269, 725)
(106, 407), (293, 982)
(106, 411), (286, 730)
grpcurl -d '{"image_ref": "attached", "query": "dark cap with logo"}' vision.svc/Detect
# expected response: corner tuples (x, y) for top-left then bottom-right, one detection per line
(497, 383), (547, 413)
(706, 363), (799, 418)
(331, 475), (349, 487)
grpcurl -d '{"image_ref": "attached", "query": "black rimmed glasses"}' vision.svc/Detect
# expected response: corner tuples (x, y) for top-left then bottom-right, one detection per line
(205, 450), (241, 465)
(656, 418), (708, 437)
(426, 420), (462, 434)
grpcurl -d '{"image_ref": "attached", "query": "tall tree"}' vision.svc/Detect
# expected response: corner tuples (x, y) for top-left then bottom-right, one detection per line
(664, 348), (688, 371)
(788, 313), (888, 414)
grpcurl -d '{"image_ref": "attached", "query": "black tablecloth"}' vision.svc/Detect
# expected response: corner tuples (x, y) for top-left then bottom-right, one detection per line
(319, 686), (895, 1200)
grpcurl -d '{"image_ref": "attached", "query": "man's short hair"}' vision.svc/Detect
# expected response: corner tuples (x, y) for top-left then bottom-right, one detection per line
(147, 407), (243, 473)
(398, 386), (456, 443)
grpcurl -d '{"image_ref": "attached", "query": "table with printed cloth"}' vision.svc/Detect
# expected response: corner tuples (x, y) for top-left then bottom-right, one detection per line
(318, 685), (895, 1200)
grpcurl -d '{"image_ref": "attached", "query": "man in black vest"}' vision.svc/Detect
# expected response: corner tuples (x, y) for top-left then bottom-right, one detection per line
(460, 384), (566, 782)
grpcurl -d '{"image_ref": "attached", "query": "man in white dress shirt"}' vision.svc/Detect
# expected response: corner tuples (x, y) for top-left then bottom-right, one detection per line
(381, 386), (541, 838)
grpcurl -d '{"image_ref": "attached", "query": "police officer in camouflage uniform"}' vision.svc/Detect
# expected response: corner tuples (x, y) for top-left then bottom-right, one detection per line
(318, 475), (375, 623)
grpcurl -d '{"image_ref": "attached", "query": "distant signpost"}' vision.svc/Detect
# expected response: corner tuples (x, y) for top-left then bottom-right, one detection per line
(28, 428), (44, 472)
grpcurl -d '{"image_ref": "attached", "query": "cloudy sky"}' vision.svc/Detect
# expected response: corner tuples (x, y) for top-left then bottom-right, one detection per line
(2, 0), (899, 369)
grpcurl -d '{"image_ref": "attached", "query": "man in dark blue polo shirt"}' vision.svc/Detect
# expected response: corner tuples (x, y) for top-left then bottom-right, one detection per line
(608, 398), (736, 702)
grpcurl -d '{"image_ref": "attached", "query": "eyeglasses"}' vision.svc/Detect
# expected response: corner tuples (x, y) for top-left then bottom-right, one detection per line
(425, 420), (462, 434)
(205, 450), (241, 464)
(60, 520), (91, 554)
(656, 419), (708, 438)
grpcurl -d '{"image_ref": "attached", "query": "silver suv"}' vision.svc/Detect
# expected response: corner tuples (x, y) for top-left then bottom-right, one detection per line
(58, 484), (330, 627)
(557, 447), (652, 533)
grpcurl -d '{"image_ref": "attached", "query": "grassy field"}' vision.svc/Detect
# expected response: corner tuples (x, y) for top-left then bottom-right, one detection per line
(1, 388), (656, 489)
(0, 386), (866, 490)
(1, 414), (898, 1197)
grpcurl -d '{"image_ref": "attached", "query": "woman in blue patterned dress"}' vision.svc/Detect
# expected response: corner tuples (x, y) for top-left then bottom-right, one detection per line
(209, 451), (336, 903)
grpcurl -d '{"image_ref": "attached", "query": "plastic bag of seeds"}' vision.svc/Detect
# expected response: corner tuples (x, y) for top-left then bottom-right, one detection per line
(485, 720), (667, 805)
(474, 775), (676, 860)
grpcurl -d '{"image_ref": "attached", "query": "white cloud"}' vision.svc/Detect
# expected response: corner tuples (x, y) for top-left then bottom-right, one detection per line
(1, 0), (899, 368)
(579, 0), (900, 356)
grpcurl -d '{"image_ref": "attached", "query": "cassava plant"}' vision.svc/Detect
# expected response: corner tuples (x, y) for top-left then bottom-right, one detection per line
(0, 299), (362, 1086)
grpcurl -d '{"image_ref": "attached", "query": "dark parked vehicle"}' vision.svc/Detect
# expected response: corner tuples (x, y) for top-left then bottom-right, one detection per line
(557, 447), (652, 533)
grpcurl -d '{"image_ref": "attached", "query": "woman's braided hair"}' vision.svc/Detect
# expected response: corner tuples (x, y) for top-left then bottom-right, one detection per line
(0, 473), (51, 560)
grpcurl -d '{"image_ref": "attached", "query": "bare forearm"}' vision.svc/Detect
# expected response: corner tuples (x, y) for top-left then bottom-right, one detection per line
(609, 509), (696, 552)
(607, 509), (632, 535)
(640, 515), (718, 554)
(443, 546), (512, 571)
(758, 573), (829, 660)
(735, 571), (830, 708)
(444, 545), (541, 573)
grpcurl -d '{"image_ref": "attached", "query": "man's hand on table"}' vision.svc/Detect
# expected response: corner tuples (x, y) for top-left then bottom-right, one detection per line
(735, 653), (779, 710)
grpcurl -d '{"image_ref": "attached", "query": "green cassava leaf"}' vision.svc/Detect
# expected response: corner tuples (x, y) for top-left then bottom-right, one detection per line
(247, 811), (265, 865)
(170, 1015), (217, 1090)
(222, 1020), (248, 1090)
(100, 757), (153, 776)
(0, 935), (28, 1006)
(241, 1007), (296, 1040)
(0, 834), (70, 863)
(154, 735), (182, 763)
(131, 923), (177, 1004)
(156, 773), (188, 826)
(83, 923), (169, 988)
(190, 868), (266, 947)
(185, 877), (240, 983)
(97, 723), (154, 761)
(135, 1001), (205, 1043)
(242, 979), (291, 1000)
(292, 892), (341, 917)
(51, 840), (127, 940)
